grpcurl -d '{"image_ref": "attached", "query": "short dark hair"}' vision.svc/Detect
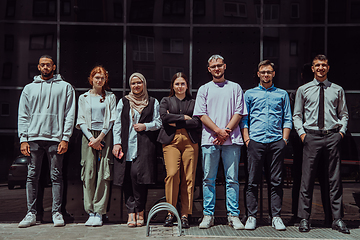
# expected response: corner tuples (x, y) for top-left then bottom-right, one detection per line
(39, 55), (55, 65)
(312, 54), (328, 65)
(258, 59), (274, 71)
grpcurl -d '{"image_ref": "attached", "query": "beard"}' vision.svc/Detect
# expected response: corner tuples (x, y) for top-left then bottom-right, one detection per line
(213, 73), (224, 79)
(42, 69), (54, 78)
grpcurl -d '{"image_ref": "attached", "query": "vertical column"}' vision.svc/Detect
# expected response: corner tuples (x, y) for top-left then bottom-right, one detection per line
(122, 0), (127, 97)
(56, 0), (61, 73)
(189, 0), (193, 95)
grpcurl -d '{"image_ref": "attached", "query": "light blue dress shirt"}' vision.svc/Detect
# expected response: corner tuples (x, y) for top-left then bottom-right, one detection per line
(240, 84), (292, 144)
(113, 98), (161, 161)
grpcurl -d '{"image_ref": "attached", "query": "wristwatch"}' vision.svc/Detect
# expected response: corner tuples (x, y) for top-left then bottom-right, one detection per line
(283, 138), (289, 144)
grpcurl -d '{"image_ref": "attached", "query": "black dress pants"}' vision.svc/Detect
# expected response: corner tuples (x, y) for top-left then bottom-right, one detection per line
(246, 139), (286, 217)
(298, 131), (344, 220)
(123, 161), (148, 214)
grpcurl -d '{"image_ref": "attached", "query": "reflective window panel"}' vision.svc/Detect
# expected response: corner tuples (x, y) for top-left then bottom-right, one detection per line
(328, 27), (360, 90)
(126, 26), (190, 91)
(263, 27), (325, 90)
(329, 0), (360, 24)
(193, 27), (260, 90)
(60, 25), (124, 89)
(61, 0), (123, 23)
(0, 23), (57, 87)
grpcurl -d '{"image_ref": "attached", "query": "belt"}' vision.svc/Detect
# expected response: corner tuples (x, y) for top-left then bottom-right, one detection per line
(305, 128), (339, 135)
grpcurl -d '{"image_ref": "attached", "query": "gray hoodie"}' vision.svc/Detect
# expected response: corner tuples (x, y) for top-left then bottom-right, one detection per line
(18, 74), (76, 143)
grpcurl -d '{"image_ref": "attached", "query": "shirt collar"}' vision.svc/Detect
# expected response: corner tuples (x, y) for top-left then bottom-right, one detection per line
(313, 78), (330, 87)
(258, 83), (275, 91)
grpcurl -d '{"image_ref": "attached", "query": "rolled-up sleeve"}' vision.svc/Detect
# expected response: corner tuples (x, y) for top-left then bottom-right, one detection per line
(282, 93), (293, 129)
(144, 99), (162, 131)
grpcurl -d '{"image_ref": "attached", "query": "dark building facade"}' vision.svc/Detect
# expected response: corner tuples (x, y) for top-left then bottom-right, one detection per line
(1, 0), (360, 220)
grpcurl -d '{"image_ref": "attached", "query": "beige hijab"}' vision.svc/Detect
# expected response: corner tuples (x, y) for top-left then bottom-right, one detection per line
(125, 73), (149, 118)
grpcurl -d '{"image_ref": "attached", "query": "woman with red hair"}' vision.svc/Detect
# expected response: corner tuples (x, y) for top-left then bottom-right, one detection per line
(76, 66), (117, 227)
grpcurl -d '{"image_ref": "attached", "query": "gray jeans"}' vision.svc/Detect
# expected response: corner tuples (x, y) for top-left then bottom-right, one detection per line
(27, 141), (63, 214)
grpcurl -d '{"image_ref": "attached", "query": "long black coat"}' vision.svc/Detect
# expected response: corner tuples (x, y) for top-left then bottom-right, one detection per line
(113, 97), (159, 186)
(157, 96), (201, 145)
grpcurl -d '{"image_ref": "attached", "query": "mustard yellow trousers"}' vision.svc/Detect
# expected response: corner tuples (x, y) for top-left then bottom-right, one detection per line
(163, 129), (198, 215)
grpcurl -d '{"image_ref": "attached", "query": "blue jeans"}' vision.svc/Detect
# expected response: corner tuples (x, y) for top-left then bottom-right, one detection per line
(202, 144), (241, 216)
(27, 141), (63, 214)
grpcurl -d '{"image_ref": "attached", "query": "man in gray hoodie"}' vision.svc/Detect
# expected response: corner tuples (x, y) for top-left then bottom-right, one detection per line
(17, 55), (76, 228)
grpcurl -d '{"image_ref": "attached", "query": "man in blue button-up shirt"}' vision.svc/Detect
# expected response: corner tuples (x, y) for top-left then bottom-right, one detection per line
(240, 60), (292, 231)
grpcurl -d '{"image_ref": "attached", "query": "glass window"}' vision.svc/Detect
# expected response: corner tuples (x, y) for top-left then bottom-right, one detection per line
(256, 4), (279, 22)
(2, 62), (12, 80)
(132, 35), (155, 62)
(194, 0), (256, 24)
(1, 23), (57, 86)
(224, 1), (247, 18)
(163, 39), (183, 54)
(60, 0), (123, 22)
(60, 25), (123, 88)
(163, 66), (184, 81)
(129, 0), (155, 23)
(29, 34), (54, 50)
(4, 35), (14, 51)
(327, 27), (360, 90)
(61, 0), (71, 16)
(113, 1), (123, 19)
(5, 0), (16, 18)
(350, 0), (360, 21)
(193, 0), (205, 16)
(33, 0), (56, 17)
(193, 27), (260, 90)
(163, 0), (186, 16)
(291, 3), (299, 19)
(128, 27), (189, 90)
(263, 27), (325, 90)
(290, 41), (298, 56)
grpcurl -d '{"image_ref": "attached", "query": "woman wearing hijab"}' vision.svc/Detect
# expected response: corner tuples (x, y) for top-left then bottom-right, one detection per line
(157, 72), (201, 228)
(112, 73), (161, 227)
(76, 66), (117, 226)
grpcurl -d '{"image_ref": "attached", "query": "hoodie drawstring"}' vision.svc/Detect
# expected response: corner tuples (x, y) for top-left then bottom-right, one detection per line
(47, 81), (53, 109)
(39, 82), (43, 112)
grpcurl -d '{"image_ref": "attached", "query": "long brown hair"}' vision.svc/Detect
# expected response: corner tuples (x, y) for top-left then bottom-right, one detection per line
(169, 72), (191, 98)
(88, 66), (110, 102)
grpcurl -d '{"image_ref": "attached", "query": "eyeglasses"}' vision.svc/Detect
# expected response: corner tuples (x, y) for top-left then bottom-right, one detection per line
(259, 71), (274, 75)
(209, 64), (224, 70)
(39, 63), (53, 68)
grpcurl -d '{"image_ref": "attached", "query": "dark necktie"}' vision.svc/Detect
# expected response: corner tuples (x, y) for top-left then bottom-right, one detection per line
(318, 82), (324, 129)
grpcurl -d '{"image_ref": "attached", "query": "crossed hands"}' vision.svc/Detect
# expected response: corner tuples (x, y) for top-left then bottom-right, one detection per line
(88, 137), (104, 150)
(213, 128), (231, 145)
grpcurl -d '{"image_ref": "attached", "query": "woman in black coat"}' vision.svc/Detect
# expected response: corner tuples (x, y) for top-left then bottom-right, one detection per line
(157, 72), (202, 228)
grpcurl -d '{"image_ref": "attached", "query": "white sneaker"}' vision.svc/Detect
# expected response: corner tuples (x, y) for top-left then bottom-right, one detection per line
(245, 216), (256, 230)
(199, 215), (214, 229)
(272, 216), (286, 231)
(18, 212), (36, 228)
(85, 213), (95, 226)
(92, 213), (103, 227)
(52, 212), (65, 227)
(228, 215), (245, 230)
